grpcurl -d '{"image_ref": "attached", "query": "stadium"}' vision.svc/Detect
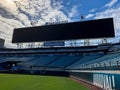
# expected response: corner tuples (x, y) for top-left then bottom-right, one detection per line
(0, 18), (119, 90)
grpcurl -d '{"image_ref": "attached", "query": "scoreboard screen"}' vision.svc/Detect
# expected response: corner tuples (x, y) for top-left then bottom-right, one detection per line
(12, 18), (115, 43)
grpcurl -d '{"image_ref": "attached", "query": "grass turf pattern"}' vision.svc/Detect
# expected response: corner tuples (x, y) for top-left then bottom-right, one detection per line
(0, 74), (89, 90)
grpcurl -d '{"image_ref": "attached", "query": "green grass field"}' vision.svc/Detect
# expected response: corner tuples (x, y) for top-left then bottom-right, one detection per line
(0, 73), (89, 90)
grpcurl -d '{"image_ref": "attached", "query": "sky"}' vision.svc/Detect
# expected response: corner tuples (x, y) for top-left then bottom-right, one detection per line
(0, 0), (120, 48)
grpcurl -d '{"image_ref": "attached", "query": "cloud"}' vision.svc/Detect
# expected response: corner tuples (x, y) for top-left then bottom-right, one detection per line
(67, 2), (70, 5)
(0, 15), (24, 48)
(86, 14), (94, 19)
(68, 5), (78, 18)
(105, 0), (118, 7)
(51, 0), (63, 10)
(0, 0), (71, 48)
(0, 0), (18, 13)
(89, 8), (97, 13)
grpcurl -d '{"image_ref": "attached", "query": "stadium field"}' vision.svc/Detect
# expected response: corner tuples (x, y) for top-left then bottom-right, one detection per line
(0, 73), (89, 90)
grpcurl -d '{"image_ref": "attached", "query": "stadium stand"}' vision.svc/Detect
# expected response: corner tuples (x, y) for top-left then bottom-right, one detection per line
(1, 18), (120, 90)
(47, 55), (82, 68)
(0, 45), (119, 71)
(79, 52), (120, 70)
(20, 55), (60, 67)
(66, 53), (103, 69)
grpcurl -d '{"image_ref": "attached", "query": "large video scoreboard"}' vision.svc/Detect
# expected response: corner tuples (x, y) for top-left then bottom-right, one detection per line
(12, 18), (115, 43)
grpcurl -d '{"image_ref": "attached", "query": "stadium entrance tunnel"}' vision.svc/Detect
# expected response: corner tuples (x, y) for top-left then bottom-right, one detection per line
(0, 61), (20, 71)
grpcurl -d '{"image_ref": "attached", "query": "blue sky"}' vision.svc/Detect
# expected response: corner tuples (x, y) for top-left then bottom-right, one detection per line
(60, 0), (119, 21)
(62, 0), (106, 12)
(0, 0), (120, 47)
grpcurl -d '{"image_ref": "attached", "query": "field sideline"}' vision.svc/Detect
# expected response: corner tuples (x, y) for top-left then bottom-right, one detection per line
(0, 73), (89, 90)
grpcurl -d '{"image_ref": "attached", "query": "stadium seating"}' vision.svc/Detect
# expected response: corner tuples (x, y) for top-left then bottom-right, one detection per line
(0, 65), (5, 70)
(0, 57), (17, 63)
(66, 53), (103, 69)
(0, 46), (120, 71)
(76, 53), (120, 70)
(47, 55), (81, 68)
(21, 55), (60, 67)
(0, 52), (120, 71)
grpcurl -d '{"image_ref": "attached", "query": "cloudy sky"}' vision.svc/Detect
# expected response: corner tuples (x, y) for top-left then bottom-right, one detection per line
(0, 0), (120, 48)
